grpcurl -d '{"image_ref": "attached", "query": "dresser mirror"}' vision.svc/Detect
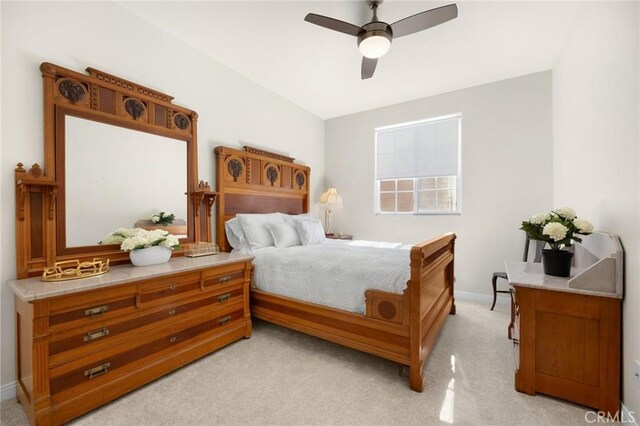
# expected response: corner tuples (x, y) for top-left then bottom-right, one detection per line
(64, 114), (188, 247)
(14, 63), (211, 278)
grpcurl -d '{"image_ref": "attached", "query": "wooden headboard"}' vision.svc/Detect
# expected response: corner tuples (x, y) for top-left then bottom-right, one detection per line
(215, 146), (310, 252)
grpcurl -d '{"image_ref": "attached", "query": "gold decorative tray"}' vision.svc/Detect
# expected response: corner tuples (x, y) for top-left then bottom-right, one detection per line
(42, 259), (110, 282)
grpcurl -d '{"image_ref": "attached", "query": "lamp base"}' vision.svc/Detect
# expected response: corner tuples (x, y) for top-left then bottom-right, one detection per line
(325, 210), (333, 235)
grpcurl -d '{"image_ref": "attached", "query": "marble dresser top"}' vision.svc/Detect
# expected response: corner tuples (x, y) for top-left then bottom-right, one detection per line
(9, 252), (254, 302)
(505, 261), (622, 299)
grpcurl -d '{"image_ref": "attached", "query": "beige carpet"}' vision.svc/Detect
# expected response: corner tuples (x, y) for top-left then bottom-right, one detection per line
(1, 298), (593, 425)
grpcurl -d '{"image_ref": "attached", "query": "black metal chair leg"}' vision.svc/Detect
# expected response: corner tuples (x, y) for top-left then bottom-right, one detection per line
(491, 275), (498, 311)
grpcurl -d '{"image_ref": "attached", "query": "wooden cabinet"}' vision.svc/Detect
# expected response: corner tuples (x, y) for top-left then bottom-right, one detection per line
(510, 285), (621, 415)
(11, 255), (252, 426)
(506, 234), (623, 415)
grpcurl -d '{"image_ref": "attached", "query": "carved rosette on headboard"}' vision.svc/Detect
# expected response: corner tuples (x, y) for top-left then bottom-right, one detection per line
(214, 146), (310, 252)
(14, 62), (203, 278)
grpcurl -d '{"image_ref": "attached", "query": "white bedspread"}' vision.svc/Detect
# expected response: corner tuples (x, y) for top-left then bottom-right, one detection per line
(252, 240), (412, 314)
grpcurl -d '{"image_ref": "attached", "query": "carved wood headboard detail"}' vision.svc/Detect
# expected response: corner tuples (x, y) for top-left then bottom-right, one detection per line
(215, 146), (310, 252)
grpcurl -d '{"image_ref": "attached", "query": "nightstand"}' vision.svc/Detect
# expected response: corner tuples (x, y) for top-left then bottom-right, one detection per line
(325, 233), (353, 240)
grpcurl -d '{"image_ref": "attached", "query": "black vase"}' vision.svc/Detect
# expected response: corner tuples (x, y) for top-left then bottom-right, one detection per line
(541, 249), (574, 277)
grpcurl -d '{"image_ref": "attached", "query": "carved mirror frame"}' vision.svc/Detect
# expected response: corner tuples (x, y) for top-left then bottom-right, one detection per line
(15, 62), (215, 278)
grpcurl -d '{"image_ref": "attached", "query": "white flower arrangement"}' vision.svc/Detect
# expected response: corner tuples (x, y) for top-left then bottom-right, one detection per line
(542, 222), (568, 242)
(529, 212), (551, 225)
(554, 207), (577, 220)
(520, 207), (593, 251)
(150, 211), (175, 226)
(100, 228), (180, 252)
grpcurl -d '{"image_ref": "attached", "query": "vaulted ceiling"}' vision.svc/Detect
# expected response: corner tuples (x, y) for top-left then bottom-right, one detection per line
(119, 1), (582, 119)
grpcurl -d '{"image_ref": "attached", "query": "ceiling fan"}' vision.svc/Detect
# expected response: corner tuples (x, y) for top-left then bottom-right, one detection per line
(305, 1), (458, 79)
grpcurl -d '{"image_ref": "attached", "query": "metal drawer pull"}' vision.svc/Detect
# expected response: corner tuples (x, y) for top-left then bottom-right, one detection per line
(219, 275), (231, 283)
(84, 362), (110, 379)
(84, 327), (110, 342)
(169, 284), (177, 290)
(85, 305), (108, 317)
(217, 293), (231, 302)
(168, 309), (176, 316)
(218, 316), (231, 326)
(169, 336), (177, 343)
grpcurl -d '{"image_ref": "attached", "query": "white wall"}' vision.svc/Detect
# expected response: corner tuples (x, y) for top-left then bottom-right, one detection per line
(552, 1), (639, 415)
(0, 1), (324, 389)
(325, 72), (553, 296)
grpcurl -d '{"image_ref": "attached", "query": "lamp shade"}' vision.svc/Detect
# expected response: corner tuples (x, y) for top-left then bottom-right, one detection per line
(320, 188), (343, 206)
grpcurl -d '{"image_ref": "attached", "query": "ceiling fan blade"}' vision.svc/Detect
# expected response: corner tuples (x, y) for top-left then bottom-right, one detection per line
(361, 57), (378, 80)
(391, 4), (458, 39)
(304, 13), (361, 37)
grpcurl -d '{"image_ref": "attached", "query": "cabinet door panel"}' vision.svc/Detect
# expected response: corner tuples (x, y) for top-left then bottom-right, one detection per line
(535, 311), (599, 386)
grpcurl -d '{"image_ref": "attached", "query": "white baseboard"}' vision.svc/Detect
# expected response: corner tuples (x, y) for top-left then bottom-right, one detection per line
(621, 403), (638, 425)
(454, 289), (510, 308)
(1, 381), (16, 402)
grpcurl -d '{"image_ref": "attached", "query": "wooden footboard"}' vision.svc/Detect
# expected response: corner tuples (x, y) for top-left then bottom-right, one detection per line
(408, 232), (456, 391)
(250, 233), (456, 392)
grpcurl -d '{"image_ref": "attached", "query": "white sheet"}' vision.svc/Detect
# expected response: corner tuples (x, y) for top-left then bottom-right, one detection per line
(252, 240), (412, 314)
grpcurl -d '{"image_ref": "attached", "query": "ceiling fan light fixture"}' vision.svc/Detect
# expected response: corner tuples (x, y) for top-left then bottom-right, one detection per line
(305, 1), (458, 78)
(358, 30), (392, 59)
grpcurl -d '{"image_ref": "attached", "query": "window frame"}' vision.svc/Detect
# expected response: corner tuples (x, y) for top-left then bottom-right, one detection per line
(374, 114), (462, 216)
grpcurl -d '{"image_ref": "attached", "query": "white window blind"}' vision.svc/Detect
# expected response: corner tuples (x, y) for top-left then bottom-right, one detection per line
(375, 115), (460, 180)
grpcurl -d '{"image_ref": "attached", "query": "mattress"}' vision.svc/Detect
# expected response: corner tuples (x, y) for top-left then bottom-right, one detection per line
(251, 240), (412, 314)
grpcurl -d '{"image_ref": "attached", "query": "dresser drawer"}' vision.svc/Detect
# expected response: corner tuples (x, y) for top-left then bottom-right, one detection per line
(50, 307), (245, 398)
(139, 272), (201, 304)
(49, 284), (137, 330)
(202, 264), (245, 289)
(49, 284), (244, 365)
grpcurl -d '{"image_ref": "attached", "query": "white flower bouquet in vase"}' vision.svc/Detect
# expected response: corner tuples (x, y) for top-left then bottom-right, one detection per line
(520, 207), (594, 277)
(151, 211), (175, 226)
(100, 228), (180, 266)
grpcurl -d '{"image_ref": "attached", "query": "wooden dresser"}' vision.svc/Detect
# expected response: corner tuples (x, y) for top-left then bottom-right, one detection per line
(506, 233), (623, 415)
(9, 253), (253, 426)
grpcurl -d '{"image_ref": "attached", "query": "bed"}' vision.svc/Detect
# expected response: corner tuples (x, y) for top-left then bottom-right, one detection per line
(215, 145), (456, 392)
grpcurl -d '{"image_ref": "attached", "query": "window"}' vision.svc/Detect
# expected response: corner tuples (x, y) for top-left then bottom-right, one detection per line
(375, 114), (461, 214)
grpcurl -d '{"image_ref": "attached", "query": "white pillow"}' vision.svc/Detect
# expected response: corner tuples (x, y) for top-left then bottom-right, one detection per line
(295, 219), (326, 246)
(283, 212), (314, 225)
(237, 213), (285, 250)
(267, 223), (302, 248)
(224, 218), (248, 251)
